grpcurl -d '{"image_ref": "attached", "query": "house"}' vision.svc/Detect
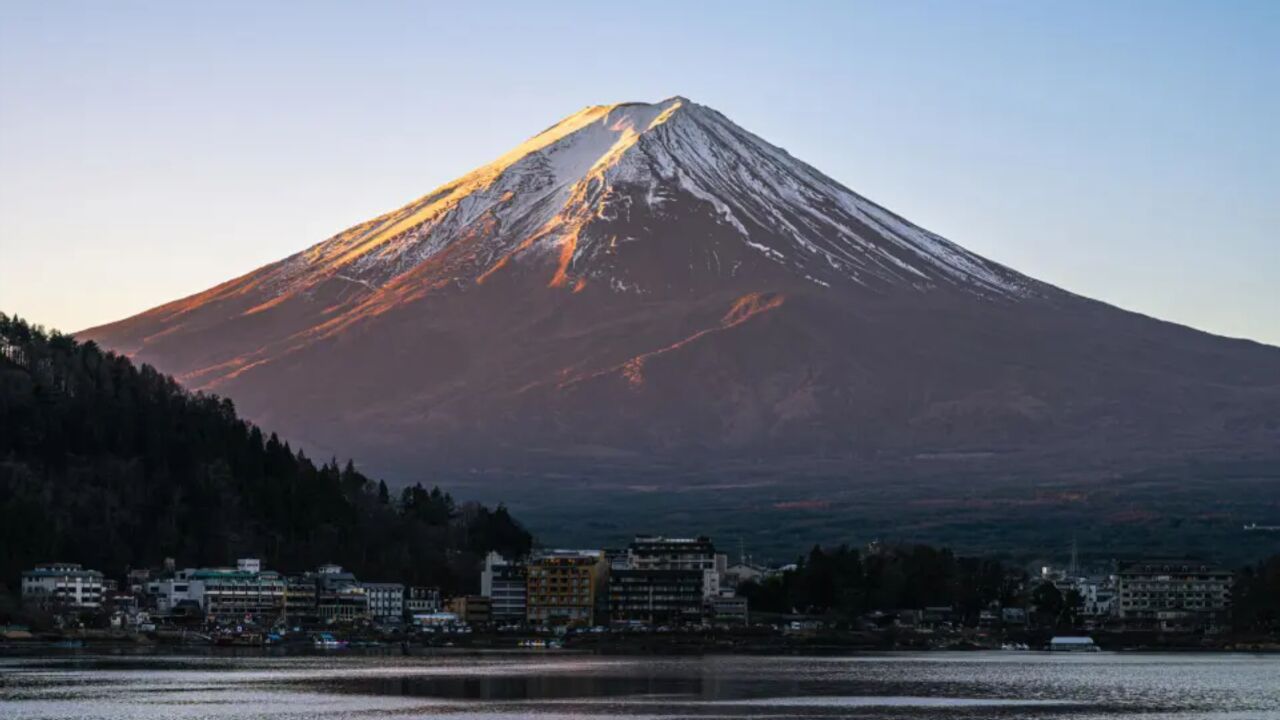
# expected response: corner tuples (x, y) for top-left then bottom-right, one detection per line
(722, 562), (765, 590)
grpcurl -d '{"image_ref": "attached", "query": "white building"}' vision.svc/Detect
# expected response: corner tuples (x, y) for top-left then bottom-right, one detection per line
(1077, 577), (1117, 618)
(1038, 564), (1117, 619)
(480, 552), (527, 622)
(21, 563), (105, 609)
(722, 562), (765, 590)
(148, 559), (285, 621)
(362, 583), (405, 623)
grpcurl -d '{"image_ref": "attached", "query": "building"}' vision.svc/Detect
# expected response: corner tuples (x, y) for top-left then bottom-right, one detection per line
(405, 586), (442, 615)
(1077, 577), (1117, 619)
(1001, 607), (1028, 626)
(189, 568), (285, 622)
(609, 568), (705, 625)
(148, 573), (192, 614)
(21, 563), (105, 609)
(315, 565), (368, 623)
(363, 583), (405, 624)
(1039, 562), (1118, 621)
(319, 586), (368, 622)
(710, 595), (749, 625)
(526, 550), (608, 627)
(147, 559), (284, 622)
(126, 568), (153, 597)
(627, 536), (722, 600)
(447, 595), (492, 625)
(1116, 559), (1232, 629)
(722, 562), (765, 591)
(284, 574), (320, 625)
(480, 552), (527, 623)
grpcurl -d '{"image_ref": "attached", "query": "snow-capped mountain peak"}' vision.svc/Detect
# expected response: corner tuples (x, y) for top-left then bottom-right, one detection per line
(250, 97), (1031, 307)
(79, 97), (1280, 497)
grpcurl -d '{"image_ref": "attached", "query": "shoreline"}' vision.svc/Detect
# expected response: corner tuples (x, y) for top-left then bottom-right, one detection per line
(4, 635), (1278, 657)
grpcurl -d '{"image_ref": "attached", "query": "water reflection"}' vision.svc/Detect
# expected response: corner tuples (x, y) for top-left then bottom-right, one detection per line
(1, 652), (1277, 719)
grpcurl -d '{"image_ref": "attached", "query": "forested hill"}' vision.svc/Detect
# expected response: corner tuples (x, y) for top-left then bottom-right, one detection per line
(0, 313), (531, 594)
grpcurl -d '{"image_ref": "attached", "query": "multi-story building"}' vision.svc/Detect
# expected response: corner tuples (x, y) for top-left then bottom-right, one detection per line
(1116, 560), (1232, 629)
(405, 586), (442, 616)
(149, 559), (284, 622)
(447, 595), (492, 625)
(284, 574), (320, 625)
(363, 583), (405, 624)
(148, 573), (192, 613)
(191, 568), (286, 622)
(627, 536), (722, 600)
(480, 552), (527, 623)
(319, 586), (368, 622)
(526, 550), (608, 627)
(21, 563), (105, 609)
(710, 595), (749, 625)
(609, 568), (705, 625)
(315, 564), (368, 623)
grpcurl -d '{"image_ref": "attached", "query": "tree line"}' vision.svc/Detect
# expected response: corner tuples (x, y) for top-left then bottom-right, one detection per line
(740, 543), (1280, 634)
(0, 313), (531, 596)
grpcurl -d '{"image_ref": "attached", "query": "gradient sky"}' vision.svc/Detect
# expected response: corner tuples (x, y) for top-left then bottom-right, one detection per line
(1, 0), (1276, 344)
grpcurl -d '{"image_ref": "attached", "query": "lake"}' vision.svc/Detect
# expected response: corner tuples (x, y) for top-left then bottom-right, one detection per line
(2, 651), (1277, 718)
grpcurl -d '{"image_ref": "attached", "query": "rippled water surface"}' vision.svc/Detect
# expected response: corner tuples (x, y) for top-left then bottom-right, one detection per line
(1, 651), (1277, 718)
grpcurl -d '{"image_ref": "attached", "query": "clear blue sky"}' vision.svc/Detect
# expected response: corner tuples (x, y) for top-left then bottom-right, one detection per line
(1, 0), (1276, 344)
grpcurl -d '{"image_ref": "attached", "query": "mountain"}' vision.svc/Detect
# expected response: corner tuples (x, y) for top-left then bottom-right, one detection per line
(79, 97), (1280, 554)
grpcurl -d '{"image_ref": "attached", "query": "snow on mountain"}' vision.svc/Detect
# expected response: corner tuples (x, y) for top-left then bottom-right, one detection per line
(253, 97), (1031, 306)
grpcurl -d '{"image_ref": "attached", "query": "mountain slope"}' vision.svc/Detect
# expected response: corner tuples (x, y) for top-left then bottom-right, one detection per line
(80, 97), (1280, 486)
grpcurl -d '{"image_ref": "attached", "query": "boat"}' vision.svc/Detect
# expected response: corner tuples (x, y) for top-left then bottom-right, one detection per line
(313, 632), (348, 649)
(1049, 635), (1100, 652)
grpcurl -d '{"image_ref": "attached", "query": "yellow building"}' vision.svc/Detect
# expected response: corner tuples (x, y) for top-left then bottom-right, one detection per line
(526, 550), (608, 627)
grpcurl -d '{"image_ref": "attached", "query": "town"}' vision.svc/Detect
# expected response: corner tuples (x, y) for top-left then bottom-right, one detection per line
(6, 534), (1269, 653)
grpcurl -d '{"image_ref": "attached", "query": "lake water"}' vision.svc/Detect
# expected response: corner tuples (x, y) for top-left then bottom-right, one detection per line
(1, 651), (1278, 718)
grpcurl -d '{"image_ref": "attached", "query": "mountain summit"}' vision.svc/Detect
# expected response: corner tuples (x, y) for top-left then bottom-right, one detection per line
(81, 97), (1279, 491)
